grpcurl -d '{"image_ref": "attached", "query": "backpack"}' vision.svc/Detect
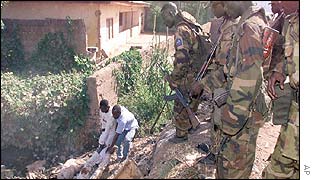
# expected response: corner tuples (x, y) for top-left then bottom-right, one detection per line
(178, 19), (213, 74)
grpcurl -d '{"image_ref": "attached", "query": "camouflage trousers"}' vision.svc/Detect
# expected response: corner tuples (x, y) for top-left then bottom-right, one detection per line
(216, 114), (261, 179)
(173, 98), (200, 138)
(262, 101), (299, 179)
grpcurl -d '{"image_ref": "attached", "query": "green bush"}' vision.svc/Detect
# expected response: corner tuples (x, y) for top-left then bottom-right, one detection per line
(112, 50), (143, 95)
(112, 48), (173, 135)
(1, 70), (90, 154)
(29, 32), (76, 73)
(1, 24), (25, 71)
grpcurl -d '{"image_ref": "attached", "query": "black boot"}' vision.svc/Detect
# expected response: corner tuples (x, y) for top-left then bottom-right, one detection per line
(198, 153), (216, 165)
(168, 136), (188, 143)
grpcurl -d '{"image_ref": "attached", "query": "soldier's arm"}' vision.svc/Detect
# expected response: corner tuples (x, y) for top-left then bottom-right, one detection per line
(221, 22), (264, 135)
(169, 25), (194, 83)
(199, 64), (226, 94)
(273, 18), (297, 77)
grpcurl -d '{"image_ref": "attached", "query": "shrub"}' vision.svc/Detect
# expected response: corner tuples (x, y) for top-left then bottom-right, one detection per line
(112, 47), (173, 135)
(29, 32), (76, 74)
(1, 24), (25, 71)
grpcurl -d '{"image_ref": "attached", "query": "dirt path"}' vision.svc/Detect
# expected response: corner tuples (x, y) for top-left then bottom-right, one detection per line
(250, 122), (281, 179)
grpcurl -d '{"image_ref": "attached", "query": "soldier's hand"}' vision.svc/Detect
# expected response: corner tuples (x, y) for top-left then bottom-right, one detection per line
(164, 75), (177, 90)
(267, 71), (286, 100)
(190, 81), (203, 97)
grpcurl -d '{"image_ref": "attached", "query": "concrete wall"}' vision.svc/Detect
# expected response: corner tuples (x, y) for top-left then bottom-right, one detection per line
(84, 62), (120, 137)
(1, 1), (99, 48)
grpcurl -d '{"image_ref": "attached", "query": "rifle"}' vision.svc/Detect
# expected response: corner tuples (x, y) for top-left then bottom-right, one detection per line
(149, 99), (168, 134)
(195, 19), (225, 82)
(158, 64), (201, 130)
(164, 87), (200, 129)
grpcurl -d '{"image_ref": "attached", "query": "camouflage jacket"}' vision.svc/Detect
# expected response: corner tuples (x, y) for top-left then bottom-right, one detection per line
(199, 17), (239, 93)
(169, 20), (201, 90)
(214, 17), (240, 67)
(221, 6), (268, 135)
(273, 12), (299, 89)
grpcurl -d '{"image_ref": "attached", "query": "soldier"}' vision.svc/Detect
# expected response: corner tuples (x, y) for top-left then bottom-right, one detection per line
(215, 1), (269, 178)
(262, 1), (299, 178)
(160, 2), (203, 143)
(263, 1), (286, 78)
(191, 1), (240, 162)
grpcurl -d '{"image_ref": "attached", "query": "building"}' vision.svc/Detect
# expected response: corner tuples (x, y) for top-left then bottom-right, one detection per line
(1, 1), (150, 58)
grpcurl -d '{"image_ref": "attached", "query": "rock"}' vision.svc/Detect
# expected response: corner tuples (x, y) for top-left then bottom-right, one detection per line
(148, 121), (215, 179)
(26, 160), (46, 172)
(113, 159), (143, 179)
(1, 166), (14, 179)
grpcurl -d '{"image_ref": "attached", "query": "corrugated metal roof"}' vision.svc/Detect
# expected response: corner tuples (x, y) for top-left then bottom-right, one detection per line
(128, 1), (150, 6)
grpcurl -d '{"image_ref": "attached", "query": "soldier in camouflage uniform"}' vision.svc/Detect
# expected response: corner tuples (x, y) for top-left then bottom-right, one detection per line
(161, 2), (203, 143)
(191, 1), (240, 160)
(263, 1), (286, 78)
(214, 1), (269, 178)
(262, 1), (299, 178)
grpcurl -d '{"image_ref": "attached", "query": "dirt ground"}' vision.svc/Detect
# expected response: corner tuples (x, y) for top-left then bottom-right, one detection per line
(130, 116), (281, 179)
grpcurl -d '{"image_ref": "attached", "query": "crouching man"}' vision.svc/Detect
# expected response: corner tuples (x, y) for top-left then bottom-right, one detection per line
(106, 105), (139, 162)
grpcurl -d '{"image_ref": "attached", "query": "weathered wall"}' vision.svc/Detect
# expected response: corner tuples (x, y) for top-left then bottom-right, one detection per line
(82, 62), (120, 146)
(2, 18), (86, 59)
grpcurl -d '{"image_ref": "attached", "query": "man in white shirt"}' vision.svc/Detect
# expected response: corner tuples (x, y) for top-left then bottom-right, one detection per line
(106, 105), (139, 162)
(98, 99), (115, 148)
(78, 99), (116, 177)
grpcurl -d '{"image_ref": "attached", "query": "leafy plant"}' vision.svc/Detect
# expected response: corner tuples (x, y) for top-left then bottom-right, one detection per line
(29, 32), (76, 73)
(1, 23), (25, 71)
(1, 71), (90, 153)
(113, 47), (173, 135)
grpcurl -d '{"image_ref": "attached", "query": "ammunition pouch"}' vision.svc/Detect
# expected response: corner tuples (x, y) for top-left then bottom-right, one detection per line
(272, 83), (294, 125)
(212, 88), (229, 129)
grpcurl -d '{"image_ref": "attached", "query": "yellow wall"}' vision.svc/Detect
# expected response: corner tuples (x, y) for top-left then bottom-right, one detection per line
(1, 1), (99, 47)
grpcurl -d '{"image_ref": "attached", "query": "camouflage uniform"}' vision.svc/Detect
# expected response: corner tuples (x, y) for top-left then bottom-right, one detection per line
(262, 12), (299, 179)
(200, 17), (239, 94)
(216, 6), (268, 179)
(170, 19), (202, 138)
(199, 17), (239, 148)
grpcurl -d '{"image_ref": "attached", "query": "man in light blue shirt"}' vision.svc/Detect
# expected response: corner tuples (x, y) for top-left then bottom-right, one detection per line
(106, 105), (139, 162)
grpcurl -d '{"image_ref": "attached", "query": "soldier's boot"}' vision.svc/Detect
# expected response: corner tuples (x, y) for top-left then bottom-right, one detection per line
(168, 136), (188, 143)
(196, 143), (210, 153)
(198, 152), (216, 165)
(188, 126), (199, 134)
